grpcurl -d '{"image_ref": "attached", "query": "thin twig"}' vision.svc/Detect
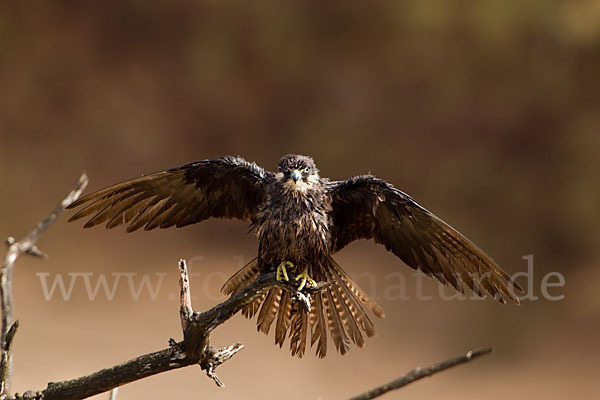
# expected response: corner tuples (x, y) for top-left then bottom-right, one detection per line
(349, 347), (493, 400)
(0, 172), (88, 395)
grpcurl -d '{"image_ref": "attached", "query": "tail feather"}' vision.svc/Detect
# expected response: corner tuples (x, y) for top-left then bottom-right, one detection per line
(275, 291), (292, 347)
(323, 290), (350, 355)
(290, 311), (308, 357)
(328, 257), (385, 318)
(257, 287), (282, 334)
(310, 295), (328, 358)
(222, 257), (265, 318)
(224, 256), (384, 357)
(328, 263), (376, 338)
(221, 258), (260, 295)
(242, 292), (265, 319)
(323, 267), (365, 348)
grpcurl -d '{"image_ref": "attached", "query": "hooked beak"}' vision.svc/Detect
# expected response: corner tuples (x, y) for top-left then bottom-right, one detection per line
(290, 169), (302, 183)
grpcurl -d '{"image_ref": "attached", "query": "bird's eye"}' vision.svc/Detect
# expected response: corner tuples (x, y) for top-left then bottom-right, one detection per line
(303, 167), (310, 174)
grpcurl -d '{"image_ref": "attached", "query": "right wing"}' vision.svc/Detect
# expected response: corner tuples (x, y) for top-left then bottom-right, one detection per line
(327, 175), (522, 304)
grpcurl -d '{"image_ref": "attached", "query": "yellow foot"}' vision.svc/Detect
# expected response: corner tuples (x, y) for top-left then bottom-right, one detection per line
(277, 261), (294, 282)
(295, 269), (317, 291)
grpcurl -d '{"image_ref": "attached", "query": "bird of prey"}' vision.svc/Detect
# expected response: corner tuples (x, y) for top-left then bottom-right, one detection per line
(68, 154), (521, 358)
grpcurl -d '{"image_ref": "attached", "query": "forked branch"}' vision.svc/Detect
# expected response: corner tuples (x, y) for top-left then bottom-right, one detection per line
(7, 263), (318, 400)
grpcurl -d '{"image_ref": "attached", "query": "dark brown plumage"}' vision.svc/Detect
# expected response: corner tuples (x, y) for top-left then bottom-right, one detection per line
(68, 154), (522, 358)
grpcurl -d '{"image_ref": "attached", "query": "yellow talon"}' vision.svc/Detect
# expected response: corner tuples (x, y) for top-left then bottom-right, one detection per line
(277, 261), (294, 282)
(295, 269), (317, 291)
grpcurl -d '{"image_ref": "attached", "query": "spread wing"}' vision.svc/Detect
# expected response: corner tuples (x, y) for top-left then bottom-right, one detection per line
(327, 176), (523, 304)
(68, 156), (273, 231)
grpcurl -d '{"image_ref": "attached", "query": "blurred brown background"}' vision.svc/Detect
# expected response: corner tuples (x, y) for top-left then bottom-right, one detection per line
(1, 1), (598, 399)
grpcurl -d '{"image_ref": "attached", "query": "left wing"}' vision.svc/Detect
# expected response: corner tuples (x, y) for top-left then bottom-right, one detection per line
(327, 175), (522, 304)
(68, 156), (272, 232)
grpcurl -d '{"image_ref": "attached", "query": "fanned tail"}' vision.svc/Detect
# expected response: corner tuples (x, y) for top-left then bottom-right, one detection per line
(222, 256), (384, 358)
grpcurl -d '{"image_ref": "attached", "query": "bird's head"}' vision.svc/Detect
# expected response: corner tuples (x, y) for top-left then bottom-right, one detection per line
(276, 154), (320, 193)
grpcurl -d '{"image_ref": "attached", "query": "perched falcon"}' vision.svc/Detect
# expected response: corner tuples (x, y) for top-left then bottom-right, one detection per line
(68, 154), (521, 357)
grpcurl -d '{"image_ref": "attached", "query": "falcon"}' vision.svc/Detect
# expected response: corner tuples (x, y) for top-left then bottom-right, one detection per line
(68, 154), (522, 357)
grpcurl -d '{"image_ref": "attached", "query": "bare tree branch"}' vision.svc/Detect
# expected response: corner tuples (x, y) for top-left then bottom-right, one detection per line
(0, 172), (88, 395)
(348, 347), (493, 400)
(7, 262), (322, 400)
